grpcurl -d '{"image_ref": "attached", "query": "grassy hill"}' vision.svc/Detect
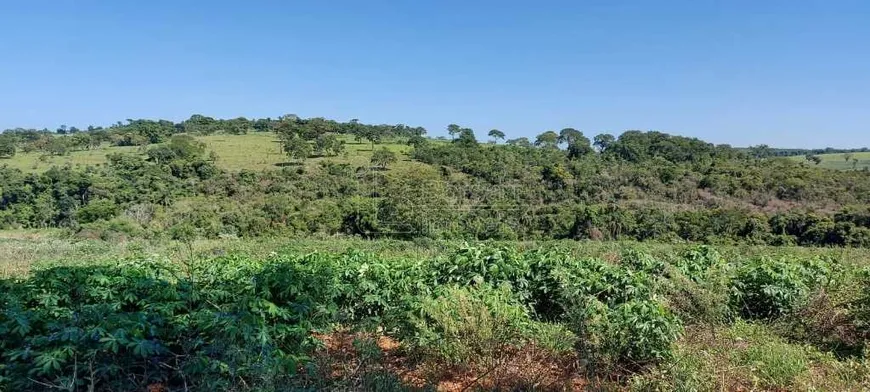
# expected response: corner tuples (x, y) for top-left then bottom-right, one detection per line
(199, 133), (419, 171)
(787, 151), (870, 171)
(0, 132), (421, 173)
(0, 144), (140, 173)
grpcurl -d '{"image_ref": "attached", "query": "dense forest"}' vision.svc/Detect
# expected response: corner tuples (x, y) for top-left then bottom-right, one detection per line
(2, 114), (870, 247)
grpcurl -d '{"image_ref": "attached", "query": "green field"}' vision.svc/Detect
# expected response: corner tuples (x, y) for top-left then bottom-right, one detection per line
(0, 132), (421, 173)
(0, 144), (140, 173)
(199, 133), (421, 172)
(787, 151), (870, 170)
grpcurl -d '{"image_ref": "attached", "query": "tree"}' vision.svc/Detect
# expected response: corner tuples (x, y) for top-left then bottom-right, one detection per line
(253, 118), (271, 132)
(46, 137), (69, 156)
(447, 124), (461, 140)
(534, 131), (559, 149)
(407, 134), (428, 148)
(557, 128), (583, 145)
(805, 154), (822, 165)
(183, 114), (220, 135)
(315, 133), (345, 156)
(371, 147), (397, 169)
(304, 117), (339, 139)
(593, 134), (615, 153)
(488, 129), (505, 143)
(505, 137), (531, 147)
(748, 144), (773, 159)
(224, 117), (251, 134)
(0, 137), (16, 158)
(71, 133), (92, 150)
(454, 128), (478, 147)
(567, 141), (594, 159)
(559, 128), (593, 158)
(359, 127), (383, 151)
(147, 135), (206, 164)
(88, 134), (103, 150)
(282, 134), (312, 163)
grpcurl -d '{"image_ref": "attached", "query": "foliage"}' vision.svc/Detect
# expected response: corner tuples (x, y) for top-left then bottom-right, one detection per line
(2, 242), (869, 390)
(370, 147), (397, 169)
(730, 256), (833, 319)
(280, 133), (313, 162)
(5, 114), (870, 247)
(0, 256), (336, 391)
(410, 284), (575, 370)
(0, 136), (16, 158)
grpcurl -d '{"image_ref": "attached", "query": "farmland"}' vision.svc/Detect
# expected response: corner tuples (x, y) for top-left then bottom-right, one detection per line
(2, 236), (870, 391)
(3, 115), (870, 390)
(787, 151), (870, 171)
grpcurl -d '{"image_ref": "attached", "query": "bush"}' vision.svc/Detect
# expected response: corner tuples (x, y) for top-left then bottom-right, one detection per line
(854, 268), (870, 342)
(566, 297), (682, 371)
(730, 256), (832, 319)
(409, 284), (575, 371)
(0, 256), (336, 391)
(75, 199), (119, 224)
(672, 245), (724, 282)
(784, 287), (865, 356)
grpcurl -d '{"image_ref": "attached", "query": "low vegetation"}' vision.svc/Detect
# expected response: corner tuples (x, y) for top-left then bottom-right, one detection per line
(1, 243), (869, 390)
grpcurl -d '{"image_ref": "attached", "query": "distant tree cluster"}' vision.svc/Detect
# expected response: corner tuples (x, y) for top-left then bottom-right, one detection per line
(2, 114), (870, 247)
(748, 144), (869, 159)
(270, 115), (425, 164)
(0, 115), (427, 162)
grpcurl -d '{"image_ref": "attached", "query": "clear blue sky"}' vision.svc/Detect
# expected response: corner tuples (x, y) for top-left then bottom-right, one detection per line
(1, 1), (868, 148)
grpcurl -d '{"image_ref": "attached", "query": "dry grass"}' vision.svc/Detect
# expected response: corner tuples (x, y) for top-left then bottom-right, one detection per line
(310, 330), (585, 391)
(632, 322), (870, 391)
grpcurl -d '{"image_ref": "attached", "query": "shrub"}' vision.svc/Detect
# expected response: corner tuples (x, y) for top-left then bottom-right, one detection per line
(784, 287), (865, 356)
(672, 245), (724, 282)
(662, 246), (733, 326)
(854, 268), (870, 342)
(75, 199), (120, 224)
(662, 265), (733, 327)
(409, 284), (575, 371)
(431, 244), (529, 298)
(568, 297), (681, 371)
(0, 256), (336, 391)
(730, 256), (832, 319)
(621, 248), (666, 275)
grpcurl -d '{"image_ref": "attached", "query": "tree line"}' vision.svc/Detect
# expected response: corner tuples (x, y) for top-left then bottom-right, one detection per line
(3, 114), (870, 247)
(0, 114), (426, 158)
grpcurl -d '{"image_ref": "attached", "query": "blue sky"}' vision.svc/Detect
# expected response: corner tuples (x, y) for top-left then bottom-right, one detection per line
(1, 1), (868, 148)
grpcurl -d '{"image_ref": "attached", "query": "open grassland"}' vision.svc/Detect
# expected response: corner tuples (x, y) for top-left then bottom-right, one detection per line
(198, 133), (420, 172)
(788, 151), (870, 170)
(0, 144), (139, 173)
(0, 132), (421, 173)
